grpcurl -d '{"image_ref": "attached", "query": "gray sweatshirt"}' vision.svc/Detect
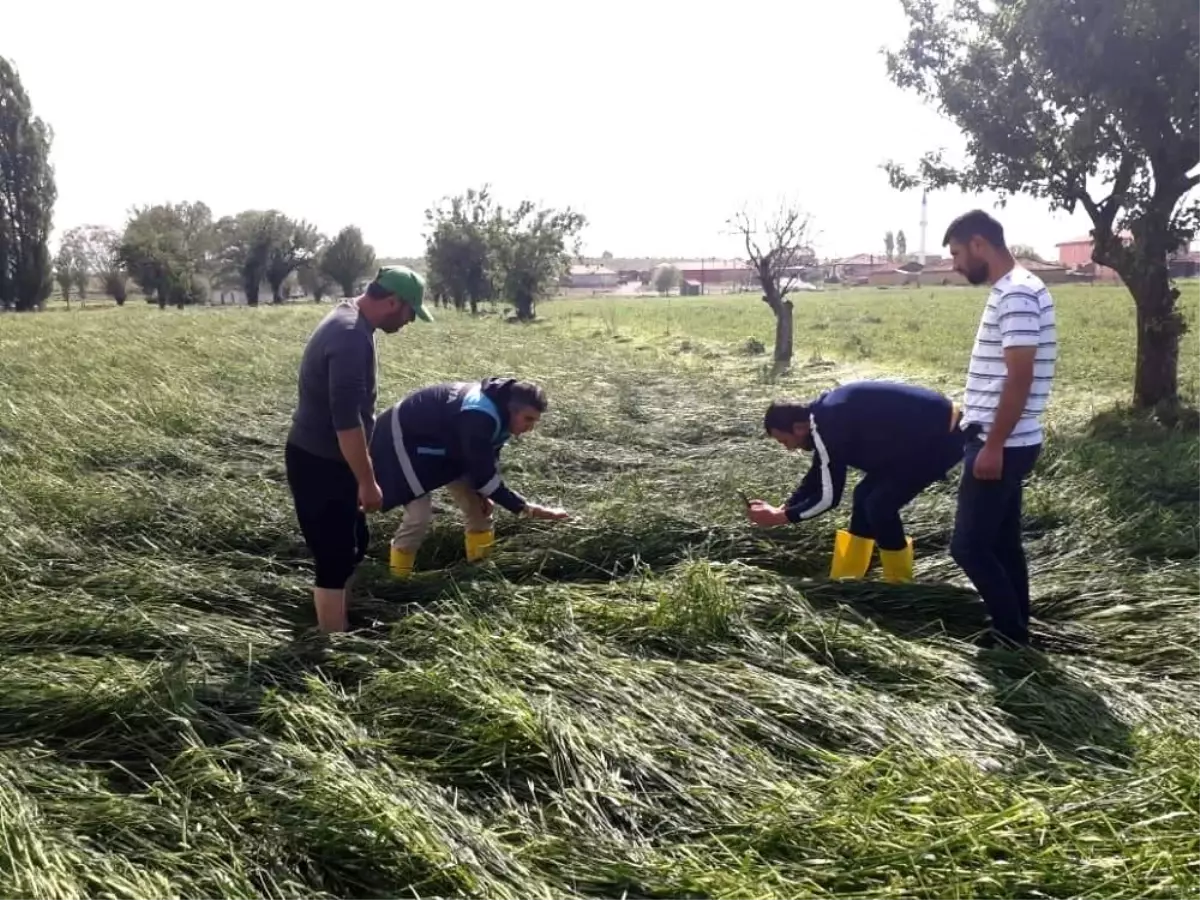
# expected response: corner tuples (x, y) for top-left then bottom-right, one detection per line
(286, 300), (378, 460)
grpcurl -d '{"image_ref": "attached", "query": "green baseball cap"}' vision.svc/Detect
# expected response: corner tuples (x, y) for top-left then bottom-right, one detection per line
(374, 265), (432, 322)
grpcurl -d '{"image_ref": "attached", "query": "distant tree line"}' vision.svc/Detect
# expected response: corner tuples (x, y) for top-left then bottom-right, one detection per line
(44, 204), (380, 311)
(4, 53), (584, 323)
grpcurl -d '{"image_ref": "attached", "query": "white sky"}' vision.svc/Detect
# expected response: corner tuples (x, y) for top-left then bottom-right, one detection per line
(4, 0), (1139, 262)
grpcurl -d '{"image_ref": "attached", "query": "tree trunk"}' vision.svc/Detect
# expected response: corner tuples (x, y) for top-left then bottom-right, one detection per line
(1129, 268), (1183, 408)
(774, 300), (794, 364)
(760, 287), (794, 364)
(515, 291), (535, 321)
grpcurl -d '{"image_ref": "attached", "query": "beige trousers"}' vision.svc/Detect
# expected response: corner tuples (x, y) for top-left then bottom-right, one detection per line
(391, 479), (494, 551)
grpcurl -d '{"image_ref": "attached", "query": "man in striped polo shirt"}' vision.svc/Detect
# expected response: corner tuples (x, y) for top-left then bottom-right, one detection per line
(943, 210), (1057, 649)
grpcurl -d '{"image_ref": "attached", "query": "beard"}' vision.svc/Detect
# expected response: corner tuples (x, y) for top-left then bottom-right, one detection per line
(964, 260), (990, 285)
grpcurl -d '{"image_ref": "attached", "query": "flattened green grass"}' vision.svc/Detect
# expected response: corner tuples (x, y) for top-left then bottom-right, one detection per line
(0, 285), (1197, 898)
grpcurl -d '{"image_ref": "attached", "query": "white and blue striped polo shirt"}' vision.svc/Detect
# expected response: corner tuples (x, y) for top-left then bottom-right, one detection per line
(962, 265), (1057, 447)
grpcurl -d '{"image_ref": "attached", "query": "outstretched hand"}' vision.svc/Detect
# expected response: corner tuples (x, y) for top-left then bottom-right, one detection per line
(746, 499), (788, 527)
(526, 503), (570, 521)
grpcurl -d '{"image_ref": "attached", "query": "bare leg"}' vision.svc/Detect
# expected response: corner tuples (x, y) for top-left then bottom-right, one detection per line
(313, 587), (348, 633)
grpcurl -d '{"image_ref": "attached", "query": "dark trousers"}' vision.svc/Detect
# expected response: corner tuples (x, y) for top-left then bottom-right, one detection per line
(950, 436), (1042, 645)
(849, 431), (965, 551)
(285, 442), (369, 590)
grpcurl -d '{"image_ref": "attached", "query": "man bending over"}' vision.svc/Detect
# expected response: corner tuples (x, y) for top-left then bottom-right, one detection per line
(369, 376), (569, 576)
(747, 380), (966, 583)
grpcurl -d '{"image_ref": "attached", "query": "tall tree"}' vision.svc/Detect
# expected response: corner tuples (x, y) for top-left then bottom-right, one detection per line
(494, 201), (586, 321)
(263, 212), (320, 303)
(320, 225), (376, 297)
(729, 200), (816, 365)
(80, 225), (128, 305)
(297, 250), (337, 302)
(884, 230), (895, 261)
(0, 56), (57, 312)
(214, 210), (273, 306)
(53, 244), (74, 306)
(896, 229), (907, 260)
(423, 186), (502, 313)
(117, 201), (215, 308)
(57, 224), (119, 302)
(885, 0), (1199, 409)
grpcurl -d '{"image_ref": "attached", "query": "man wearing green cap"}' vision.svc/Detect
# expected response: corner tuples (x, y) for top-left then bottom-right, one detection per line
(284, 265), (432, 633)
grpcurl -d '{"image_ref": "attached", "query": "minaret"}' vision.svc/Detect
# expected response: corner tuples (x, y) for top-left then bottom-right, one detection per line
(919, 189), (928, 265)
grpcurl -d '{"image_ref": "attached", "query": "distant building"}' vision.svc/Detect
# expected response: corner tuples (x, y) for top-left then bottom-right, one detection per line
(567, 265), (619, 289)
(866, 260), (926, 287)
(653, 259), (753, 287)
(918, 258), (970, 286)
(828, 253), (936, 283)
(829, 253), (890, 280)
(1057, 232), (1198, 282)
(1056, 234), (1123, 282)
(1014, 257), (1071, 284)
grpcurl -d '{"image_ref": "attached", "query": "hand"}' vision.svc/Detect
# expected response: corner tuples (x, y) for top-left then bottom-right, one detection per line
(747, 500), (788, 527)
(358, 480), (383, 512)
(525, 503), (570, 521)
(478, 495), (495, 517)
(972, 444), (1004, 481)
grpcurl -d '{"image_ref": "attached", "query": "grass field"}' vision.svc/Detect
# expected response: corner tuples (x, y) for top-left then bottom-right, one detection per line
(0, 283), (1197, 899)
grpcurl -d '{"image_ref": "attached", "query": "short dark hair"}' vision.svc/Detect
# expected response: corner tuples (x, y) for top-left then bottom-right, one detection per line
(365, 280), (394, 301)
(507, 380), (548, 413)
(942, 209), (1006, 250)
(763, 400), (810, 433)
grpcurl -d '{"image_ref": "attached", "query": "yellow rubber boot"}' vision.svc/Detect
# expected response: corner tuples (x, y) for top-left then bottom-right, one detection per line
(879, 538), (914, 584)
(389, 546), (417, 579)
(830, 529), (875, 580)
(465, 530), (496, 563)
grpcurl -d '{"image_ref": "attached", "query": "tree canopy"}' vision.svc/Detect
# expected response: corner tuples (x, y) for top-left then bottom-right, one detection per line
(0, 56), (56, 312)
(319, 226), (376, 298)
(423, 185), (586, 320)
(884, 0), (1199, 407)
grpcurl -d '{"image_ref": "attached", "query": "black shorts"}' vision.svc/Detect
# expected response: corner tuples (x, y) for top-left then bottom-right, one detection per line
(284, 442), (369, 589)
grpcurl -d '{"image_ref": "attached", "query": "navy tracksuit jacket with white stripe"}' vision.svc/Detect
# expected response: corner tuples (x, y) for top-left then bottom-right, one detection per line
(369, 378), (527, 514)
(785, 381), (965, 524)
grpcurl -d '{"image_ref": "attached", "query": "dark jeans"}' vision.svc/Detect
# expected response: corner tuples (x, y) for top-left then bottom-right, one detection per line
(950, 436), (1042, 645)
(285, 442), (369, 589)
(849, 430), (966, 551)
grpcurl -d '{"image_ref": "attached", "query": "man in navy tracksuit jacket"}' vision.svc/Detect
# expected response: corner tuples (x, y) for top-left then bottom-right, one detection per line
(369, 376), (568, 576)
(747, 380), (966, 583)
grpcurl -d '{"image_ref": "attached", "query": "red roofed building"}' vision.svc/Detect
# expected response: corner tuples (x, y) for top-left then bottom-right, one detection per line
(1056, 232), (1198, 282)
(1056, 234), (1126, 282)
